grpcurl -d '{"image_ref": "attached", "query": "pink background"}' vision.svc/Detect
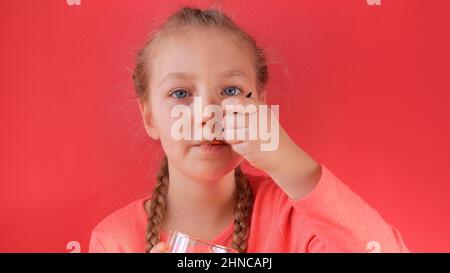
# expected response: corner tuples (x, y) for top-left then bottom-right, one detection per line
(1, 0), (449, 252)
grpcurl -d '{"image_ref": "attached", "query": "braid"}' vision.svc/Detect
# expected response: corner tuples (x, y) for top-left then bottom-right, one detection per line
(145, 157), (253, 253)
(145, 156), (169, 252)
(232, 165), (253, 253)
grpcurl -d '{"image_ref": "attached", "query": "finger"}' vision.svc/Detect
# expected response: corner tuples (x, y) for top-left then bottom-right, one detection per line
(149, 242), (168, 253)
(222, 111), (258, 129)
(221, 97), (261, 115)
(223, 127), (257, 143)
(223, 127), (245, 144)
(230, 142), (249, 155)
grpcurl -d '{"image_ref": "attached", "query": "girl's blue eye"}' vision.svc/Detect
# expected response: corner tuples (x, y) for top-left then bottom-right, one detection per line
(223, 86), (242, 96)
(170, 89), (189, 99)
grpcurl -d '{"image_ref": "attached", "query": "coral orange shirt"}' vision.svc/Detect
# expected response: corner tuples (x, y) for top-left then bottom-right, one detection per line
(89, 164), (409, 253)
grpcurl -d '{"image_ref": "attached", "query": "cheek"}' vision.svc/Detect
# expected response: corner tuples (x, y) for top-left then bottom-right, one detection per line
(151, 106), (190, 155)
(153, 100), (196, 142)
(151, 102), (178, 135)
(156, 115), (184, 151)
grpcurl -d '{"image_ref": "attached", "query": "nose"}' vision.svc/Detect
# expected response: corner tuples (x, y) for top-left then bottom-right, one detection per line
(192, 90), (224, 139)
(200, 95), (223, 126)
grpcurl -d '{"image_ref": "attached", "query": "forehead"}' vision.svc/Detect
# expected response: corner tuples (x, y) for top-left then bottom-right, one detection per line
(148, 27), (255, 84)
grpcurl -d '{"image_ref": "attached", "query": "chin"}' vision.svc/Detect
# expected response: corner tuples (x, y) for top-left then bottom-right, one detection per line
(187, 155), (243, 181)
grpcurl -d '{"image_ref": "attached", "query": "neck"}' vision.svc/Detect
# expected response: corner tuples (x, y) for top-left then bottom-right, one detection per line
(161, 159), (236, 240)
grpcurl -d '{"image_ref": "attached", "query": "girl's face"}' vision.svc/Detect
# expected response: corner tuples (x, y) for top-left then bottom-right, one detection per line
(141, 27), (259, 180)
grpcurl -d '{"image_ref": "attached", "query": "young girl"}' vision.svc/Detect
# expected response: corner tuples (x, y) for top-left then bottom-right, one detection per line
(89, 7), (409, 253)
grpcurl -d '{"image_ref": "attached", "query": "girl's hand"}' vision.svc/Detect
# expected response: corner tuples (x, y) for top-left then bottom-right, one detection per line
(220, 95), (283, 172)
(149, 242), (169, 253)
(221, 95), (322, 200)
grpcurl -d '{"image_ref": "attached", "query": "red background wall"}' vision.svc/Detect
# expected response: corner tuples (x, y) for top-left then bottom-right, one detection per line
(1, 0), (449, 252)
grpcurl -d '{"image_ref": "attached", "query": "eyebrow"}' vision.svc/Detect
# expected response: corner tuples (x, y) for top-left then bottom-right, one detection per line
(158, 69), (250, 87)
(158, 72), (195, 87)
(220, 69), (251, 79)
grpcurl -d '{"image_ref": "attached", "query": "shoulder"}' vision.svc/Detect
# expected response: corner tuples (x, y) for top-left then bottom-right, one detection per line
(92, 197), (148, 234)
(89, 197), (148, 252)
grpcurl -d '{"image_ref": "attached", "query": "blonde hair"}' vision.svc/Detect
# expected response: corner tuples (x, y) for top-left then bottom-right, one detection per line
(132, 6), (269, 253)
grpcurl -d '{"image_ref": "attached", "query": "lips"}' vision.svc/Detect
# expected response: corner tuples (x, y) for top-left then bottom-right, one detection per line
(193, 139), (230, 155)
(193, 139), (227, 147)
